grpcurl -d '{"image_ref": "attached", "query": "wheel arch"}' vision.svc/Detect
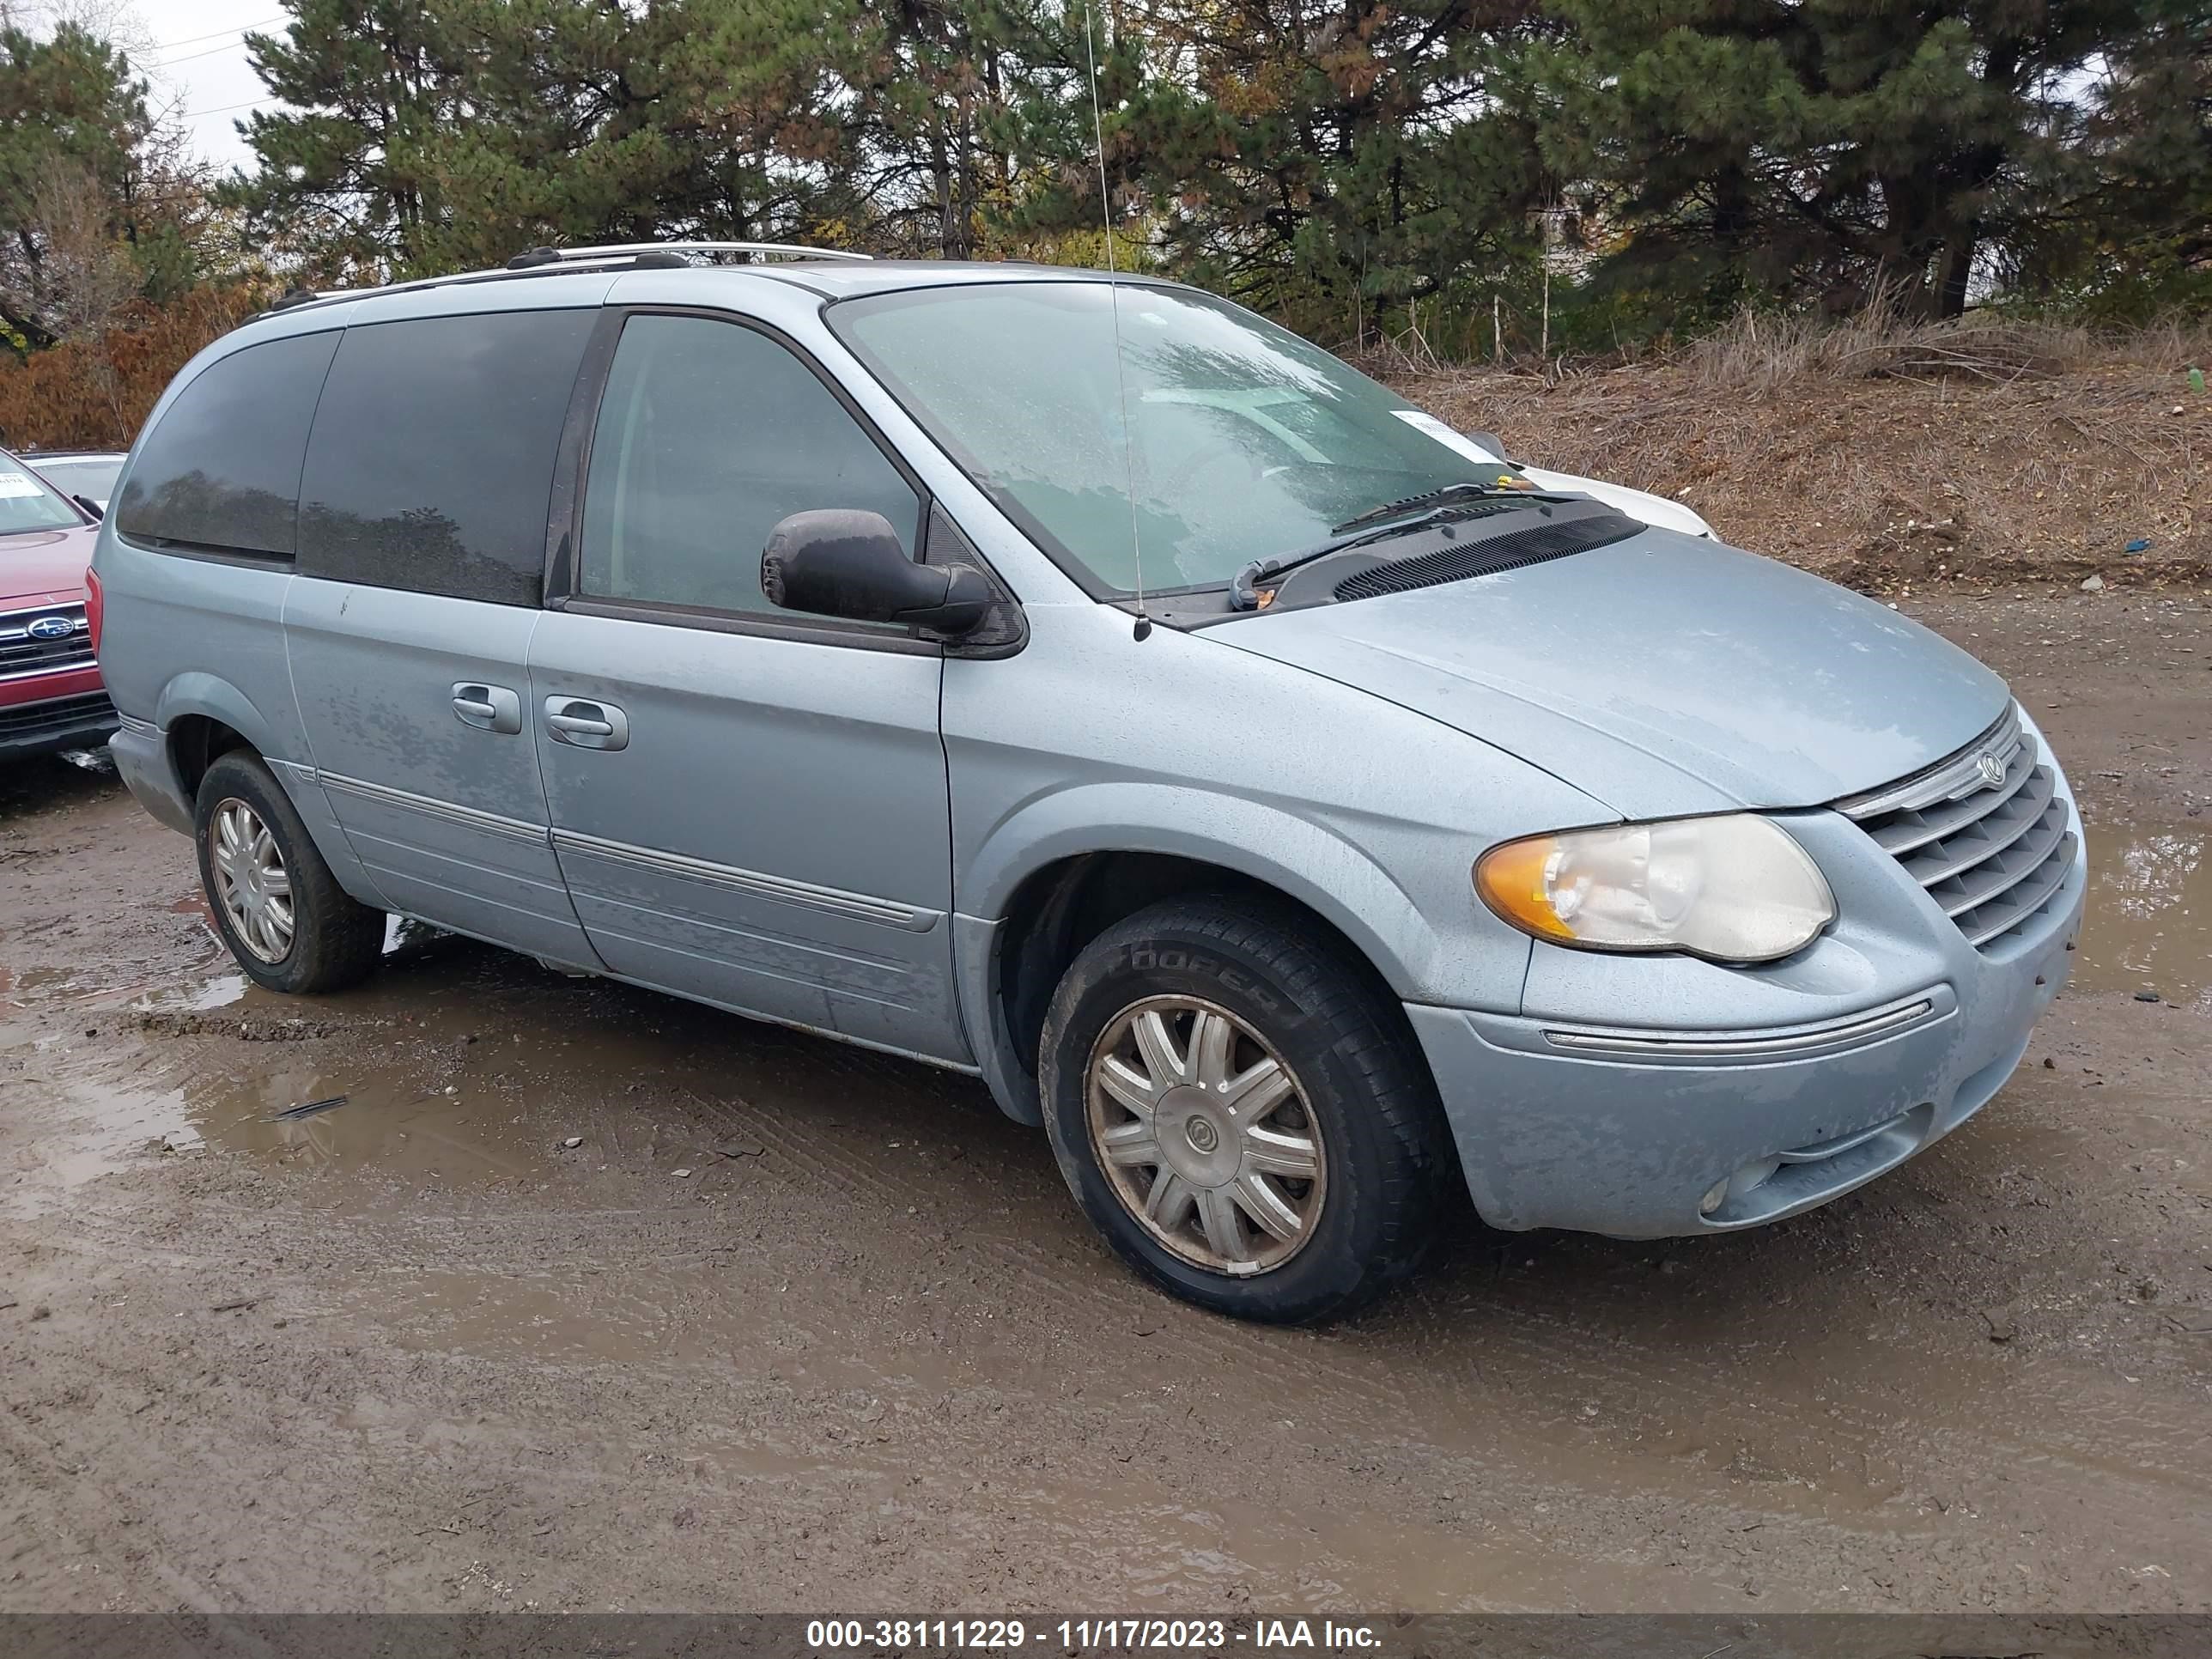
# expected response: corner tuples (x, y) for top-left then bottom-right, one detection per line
(155, 673), (276, 801)
(956, 787), (1441, 1126)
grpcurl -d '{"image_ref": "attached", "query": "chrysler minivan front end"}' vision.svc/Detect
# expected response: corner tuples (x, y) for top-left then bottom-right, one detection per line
(1413, 698), (2083, 1238)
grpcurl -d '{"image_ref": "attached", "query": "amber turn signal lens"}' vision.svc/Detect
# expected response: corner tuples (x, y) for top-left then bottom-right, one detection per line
(1473, 835), (1578, 942)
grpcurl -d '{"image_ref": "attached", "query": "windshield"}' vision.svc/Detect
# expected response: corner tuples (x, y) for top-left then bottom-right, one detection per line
(830, 282), (1507, 593)
(31, 457), (121, 502)
(0, 453), (87, 534)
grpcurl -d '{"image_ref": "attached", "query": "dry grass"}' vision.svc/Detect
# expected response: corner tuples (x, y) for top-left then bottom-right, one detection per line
(1680, 307), (2212, 394)
(0, 287), (267, 453)
(1382, 319), (2212, 596)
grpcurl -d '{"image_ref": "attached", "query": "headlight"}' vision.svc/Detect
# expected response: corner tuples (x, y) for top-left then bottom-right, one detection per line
(1474, 815), (1835, 963)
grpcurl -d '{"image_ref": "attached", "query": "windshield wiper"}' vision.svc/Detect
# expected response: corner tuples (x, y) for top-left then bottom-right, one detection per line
(1230, 504), (1522, 619)
(1330, 479), (1525, 534)
(1228, 491), (1541, 611)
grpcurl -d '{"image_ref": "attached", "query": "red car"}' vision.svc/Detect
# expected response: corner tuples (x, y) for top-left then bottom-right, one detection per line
(0, 445), (114, 759)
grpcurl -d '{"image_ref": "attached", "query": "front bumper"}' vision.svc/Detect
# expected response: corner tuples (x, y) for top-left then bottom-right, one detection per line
(1407, 839), (2086, 1239)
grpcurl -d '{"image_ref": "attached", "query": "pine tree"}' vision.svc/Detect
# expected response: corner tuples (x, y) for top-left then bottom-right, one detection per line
(222, 0), (467, 280)
(0, 20), (202, 350)
(1525, 0), (2154, 319)
(1039, 0), (1550, 339)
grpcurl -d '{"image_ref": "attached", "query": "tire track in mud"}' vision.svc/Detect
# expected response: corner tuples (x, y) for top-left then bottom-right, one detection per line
(12, 1179), (2084, 1604)
(473, 1102), (2212, 1537)
(3, 1107), (1885, 1606)
(27, 1015), (2207, 1601)
(665, 1036), (2212, 1552)
(0, 1360), (244, 1613)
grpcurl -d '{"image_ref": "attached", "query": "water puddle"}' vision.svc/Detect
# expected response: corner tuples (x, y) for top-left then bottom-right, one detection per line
(15, 1026), (565, 1194)
(15, 907), (987, 1200)
(131, 971), (248, 1014)
(2073, 818), (2210, 1010)
(183, 1057), (561, 1183)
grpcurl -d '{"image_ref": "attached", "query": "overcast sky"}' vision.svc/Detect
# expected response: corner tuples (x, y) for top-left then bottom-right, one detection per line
(129, 0), (287, 174)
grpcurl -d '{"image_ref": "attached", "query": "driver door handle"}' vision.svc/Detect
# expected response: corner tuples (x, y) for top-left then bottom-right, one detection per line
(451, 683), (522, 734)
(544, 695), (629, 751)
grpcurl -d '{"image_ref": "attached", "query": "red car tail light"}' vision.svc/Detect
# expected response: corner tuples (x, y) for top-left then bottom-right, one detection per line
(84, 565), (104, 654)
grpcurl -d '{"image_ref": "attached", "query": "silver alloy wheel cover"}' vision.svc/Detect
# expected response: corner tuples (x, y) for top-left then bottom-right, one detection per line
(208, 798), (295, 964)
(1085, 994), (1328, 1277)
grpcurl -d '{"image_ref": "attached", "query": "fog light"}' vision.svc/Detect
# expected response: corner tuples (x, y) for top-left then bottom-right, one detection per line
(1700, 1154), (1784, 1220)
(1729, 1155), (1784, 1200)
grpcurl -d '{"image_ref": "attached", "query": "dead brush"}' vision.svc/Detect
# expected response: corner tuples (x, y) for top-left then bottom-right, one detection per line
(0, 286), (267, 452)
(1686, 300), (2212, 393)
(1376, 316), (2210, 593)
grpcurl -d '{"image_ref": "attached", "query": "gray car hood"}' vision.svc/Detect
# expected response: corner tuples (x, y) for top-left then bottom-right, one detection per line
(1212, 529), (2009, 819)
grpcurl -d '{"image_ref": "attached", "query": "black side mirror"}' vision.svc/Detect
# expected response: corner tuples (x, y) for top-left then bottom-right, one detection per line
(762, 509), (994, 636)
(73, 494), (102, 521)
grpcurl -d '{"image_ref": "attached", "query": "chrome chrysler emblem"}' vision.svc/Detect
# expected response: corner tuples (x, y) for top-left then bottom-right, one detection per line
(1974, 750), (2006, 789)
(27, 615), (74, 641)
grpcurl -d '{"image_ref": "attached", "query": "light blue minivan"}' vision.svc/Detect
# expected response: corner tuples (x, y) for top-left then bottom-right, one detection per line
(93, 245), (2085, 1322)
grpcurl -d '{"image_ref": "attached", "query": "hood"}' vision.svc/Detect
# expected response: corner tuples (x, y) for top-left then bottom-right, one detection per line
(0, 523), (97, 608)
(1213, 529), (2009, 819)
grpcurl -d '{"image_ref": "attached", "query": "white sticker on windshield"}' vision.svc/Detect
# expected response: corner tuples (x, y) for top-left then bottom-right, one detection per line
(0, 472), (46, 498)
(1392, 409), (1503, 465)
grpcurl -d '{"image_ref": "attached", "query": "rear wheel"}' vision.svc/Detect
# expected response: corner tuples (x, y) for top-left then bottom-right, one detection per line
(1040, 896), (1451, 1323)
(194, 750), (384, 994)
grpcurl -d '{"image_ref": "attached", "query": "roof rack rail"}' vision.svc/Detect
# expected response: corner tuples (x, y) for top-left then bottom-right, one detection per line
(241, 239), (872, 326)
(519, 240), (872, 266)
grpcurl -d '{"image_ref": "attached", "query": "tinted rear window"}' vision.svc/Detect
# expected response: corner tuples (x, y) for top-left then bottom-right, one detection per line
(296, 309), (594, 605)
(114, 331), (339, 556)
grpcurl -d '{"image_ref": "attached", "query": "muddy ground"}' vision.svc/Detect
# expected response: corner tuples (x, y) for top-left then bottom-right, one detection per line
(2, 590), (2207, 1615)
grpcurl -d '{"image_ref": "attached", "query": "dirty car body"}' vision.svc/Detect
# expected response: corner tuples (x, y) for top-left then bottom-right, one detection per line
(92, 251), (2085, 1322)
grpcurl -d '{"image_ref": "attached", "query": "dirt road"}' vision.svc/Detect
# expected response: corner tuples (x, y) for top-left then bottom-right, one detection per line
(3, 590), (2207, 1614)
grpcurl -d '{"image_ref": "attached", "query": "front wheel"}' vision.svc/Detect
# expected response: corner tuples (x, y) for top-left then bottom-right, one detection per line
(1039, 896), (1452, 1323)
(194, 750), (385, 994)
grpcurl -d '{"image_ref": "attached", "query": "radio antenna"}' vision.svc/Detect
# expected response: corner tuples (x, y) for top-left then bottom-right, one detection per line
(1081, 0), (1151, 641)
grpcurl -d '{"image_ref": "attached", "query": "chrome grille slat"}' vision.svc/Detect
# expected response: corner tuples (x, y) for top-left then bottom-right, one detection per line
(0, 602), (94, 675)
(1833, 701), (2075, 954)
(1836, 704), (2022, 821)
(1863, 744), (2039, 857)
(0, 600), (89, 630)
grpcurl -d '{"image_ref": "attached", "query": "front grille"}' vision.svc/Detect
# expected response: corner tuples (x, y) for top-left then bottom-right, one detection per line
(0, 601), (94, 677)
(1332, 510), (1642, 602)
(0, 689), (113, 740)
(1835, 702), (2076, 951)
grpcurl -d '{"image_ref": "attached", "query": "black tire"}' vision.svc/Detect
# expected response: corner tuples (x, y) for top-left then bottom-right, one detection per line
(1039, 896), (1452, 1324)
(193, 750), (385, 994)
